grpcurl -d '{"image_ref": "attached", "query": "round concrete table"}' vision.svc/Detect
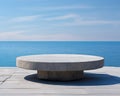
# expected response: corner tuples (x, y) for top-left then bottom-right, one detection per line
(16, 54), (104, 81)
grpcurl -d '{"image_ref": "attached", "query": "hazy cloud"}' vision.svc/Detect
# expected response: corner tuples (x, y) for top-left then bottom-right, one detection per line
(0, 30), (119, 41)
(43, 14), (120, 25)
(45, 14), (79, 21)
(23, 5), (92, 11)
(62, 20), (120, 26)
(10, 15), (41, 22)
(0, 31), (79, 41)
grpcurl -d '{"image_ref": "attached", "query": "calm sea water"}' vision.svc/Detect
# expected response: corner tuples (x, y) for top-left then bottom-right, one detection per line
(0, 41), (120, 67)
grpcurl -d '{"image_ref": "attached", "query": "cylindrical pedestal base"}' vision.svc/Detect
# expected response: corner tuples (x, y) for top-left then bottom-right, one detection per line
(37, 70), (84, 81)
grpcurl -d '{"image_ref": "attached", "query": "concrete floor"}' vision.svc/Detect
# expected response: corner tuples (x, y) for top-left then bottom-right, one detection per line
(0, 67), (119, 96)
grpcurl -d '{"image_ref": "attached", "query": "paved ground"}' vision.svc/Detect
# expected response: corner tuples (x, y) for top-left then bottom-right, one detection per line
(0, 67), (119, 96)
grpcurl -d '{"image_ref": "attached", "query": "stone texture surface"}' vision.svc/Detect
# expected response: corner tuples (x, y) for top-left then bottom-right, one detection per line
(0, 67), (119, 96)
(16, 54), (104, 71)
(16, 54), (104, 81)
(37, 70), (84, 81)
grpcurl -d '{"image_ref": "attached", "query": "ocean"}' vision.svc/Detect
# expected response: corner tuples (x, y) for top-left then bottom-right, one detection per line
(0, 41), (119, 67)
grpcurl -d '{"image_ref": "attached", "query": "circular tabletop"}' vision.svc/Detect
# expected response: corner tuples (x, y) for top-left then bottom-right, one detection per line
(16, 54), (104, 71)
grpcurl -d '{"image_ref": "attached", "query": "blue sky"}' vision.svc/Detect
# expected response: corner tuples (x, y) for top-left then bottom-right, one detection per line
(0, 0), (120, 41)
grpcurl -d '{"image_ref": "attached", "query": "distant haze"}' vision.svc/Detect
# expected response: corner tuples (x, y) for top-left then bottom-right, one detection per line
(0, 0), (120, 41)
